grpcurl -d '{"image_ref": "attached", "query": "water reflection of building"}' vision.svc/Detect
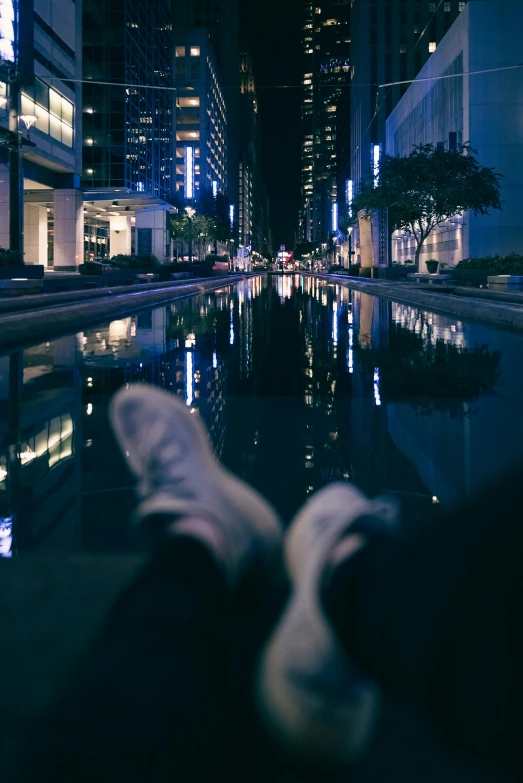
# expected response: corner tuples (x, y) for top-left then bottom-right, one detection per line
(299, 277), (351, 501)
(347, 291), (511, 508)
(0, 338), (82, 557)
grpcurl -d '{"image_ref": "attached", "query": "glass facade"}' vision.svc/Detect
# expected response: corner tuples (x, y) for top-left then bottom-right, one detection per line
(82, 0), (174, 200)
(300, 0), (351, 244)
(21, 80), (74, 148)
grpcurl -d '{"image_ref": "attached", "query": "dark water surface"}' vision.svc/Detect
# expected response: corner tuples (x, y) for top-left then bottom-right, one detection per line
(2, 274), (523, 557)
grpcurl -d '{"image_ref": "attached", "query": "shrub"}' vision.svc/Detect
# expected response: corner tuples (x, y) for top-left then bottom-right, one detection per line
(0, 248), (23, 266)
(110, 254), (159, 269)
(456, 254), (523, 274)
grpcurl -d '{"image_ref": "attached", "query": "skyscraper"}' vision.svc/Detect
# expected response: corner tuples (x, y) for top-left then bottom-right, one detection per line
(299, 1), (351, 246)
(82, 0), (174, 200)
(81, 0), (175, 262)
(172, 0), (240, 220)
(350, 0), (467, 192)
(238, 49), (257, 254)
(1, 0), (83, 269)
(173, 29), (227, 199)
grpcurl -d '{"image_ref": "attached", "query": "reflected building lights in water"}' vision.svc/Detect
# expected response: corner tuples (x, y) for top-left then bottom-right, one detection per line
(347, 326), (354, 373)
(185, 350), (194, 406)
(392, 303), (465, 348)
(230, 307), (235, 345)
(0, 517), (14, 559)
(374, 368), (382, 406)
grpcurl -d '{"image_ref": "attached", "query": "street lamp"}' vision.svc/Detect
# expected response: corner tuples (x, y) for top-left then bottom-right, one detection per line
(185, 206), (196, 263)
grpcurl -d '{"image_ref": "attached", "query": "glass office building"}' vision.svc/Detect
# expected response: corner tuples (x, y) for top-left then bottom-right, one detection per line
(82, 0), (174, 201)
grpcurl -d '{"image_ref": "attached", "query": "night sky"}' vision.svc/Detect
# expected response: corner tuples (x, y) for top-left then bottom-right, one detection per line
(243, 0), (303, 250)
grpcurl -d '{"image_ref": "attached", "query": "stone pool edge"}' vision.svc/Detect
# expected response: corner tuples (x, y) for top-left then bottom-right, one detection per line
(0, 275), (250, 352)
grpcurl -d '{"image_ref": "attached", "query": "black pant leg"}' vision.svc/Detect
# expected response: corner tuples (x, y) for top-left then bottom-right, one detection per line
(323, 470), (523, 777)
(15, 537), (233, 783)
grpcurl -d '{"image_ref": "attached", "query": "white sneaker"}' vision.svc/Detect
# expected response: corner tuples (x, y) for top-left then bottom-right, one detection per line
(257, 483), (399, 765)
(110, 385), (282, 587)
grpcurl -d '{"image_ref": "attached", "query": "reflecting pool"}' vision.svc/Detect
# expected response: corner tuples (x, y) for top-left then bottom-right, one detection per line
(2, 274), (523, 556)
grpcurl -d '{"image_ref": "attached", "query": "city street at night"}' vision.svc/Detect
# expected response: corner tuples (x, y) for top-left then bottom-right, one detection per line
(2, 0), (523, 780)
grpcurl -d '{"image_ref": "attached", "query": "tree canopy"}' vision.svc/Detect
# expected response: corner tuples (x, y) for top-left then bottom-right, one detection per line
(169, 186), (231, 258)
(352, 143), (502, 266)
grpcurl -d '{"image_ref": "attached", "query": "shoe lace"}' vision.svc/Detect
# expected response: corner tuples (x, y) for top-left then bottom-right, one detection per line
(143, 441), (197, 500)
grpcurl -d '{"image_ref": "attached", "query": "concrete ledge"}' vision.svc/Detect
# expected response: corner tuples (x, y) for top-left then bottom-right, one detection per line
(0, 275), (232, 316)
(0, 275), (249, 351)
(314, 273), (523, 334)
(408, 273), (455, 284)
(0, 279), (44, 296)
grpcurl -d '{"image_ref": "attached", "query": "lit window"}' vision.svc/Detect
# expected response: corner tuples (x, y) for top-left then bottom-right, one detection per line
(459, 1), (466, 9)
(178, 97), (200, 107)
(190, 46), (200, 57)
(175, 46), (185, 57)
(429, 41), (437, 53)
(176, 130), (200, 141)
(444, 2), (451, 10)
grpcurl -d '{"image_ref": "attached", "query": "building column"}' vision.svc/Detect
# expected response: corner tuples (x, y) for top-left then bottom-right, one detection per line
(23, 204), (48, 266)
(134, 207), (170, 263)
(0, 164), (10, 250)
(109, 215), (132, 258)
(54, 189), (84, 270)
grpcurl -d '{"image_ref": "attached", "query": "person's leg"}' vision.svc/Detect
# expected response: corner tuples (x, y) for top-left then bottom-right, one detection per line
(17, 530), (233, 782)
(13, 385), (283, 782)
(322, 471), (523, 777)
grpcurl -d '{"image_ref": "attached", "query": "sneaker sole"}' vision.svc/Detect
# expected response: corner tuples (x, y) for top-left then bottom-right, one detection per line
(257, 484), (388, 764)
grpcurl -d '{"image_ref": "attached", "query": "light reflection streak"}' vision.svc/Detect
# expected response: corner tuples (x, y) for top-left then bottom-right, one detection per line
(0, 517), (13, 559)
(374, 368), (382, 406)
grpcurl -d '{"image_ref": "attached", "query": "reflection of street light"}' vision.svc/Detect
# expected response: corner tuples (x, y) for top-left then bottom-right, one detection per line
(185, 207), (196, 263)
(229, 238), (235, 270)
(347, 227), (353, 269)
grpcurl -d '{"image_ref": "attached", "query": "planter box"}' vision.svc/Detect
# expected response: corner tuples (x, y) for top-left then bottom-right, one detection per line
(79, 263), (115, 275)
(487, 275), (523, 292)
(0, 279), (44, 296)
(0, 264), (45, 280)
(378, 266), (415, 280)
(452, 268), (489, 286)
